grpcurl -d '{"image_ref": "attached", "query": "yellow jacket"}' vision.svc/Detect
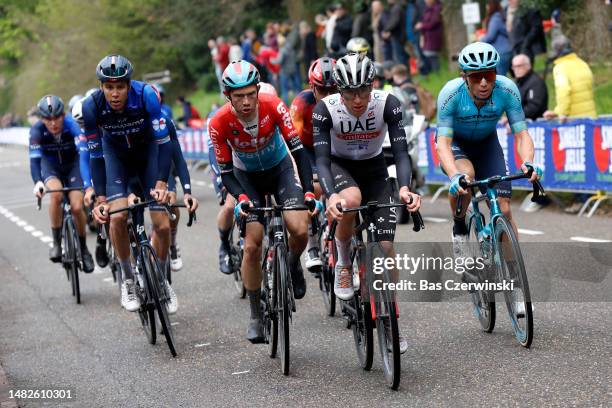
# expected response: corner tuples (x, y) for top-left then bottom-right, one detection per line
(552, 53), (597, 118)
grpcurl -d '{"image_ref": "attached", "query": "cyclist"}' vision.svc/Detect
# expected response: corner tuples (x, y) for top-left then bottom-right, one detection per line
(289, 57), (337, 272)
(85, 55), (177, 314)
(346, 37), (371, 57)
(208, 60), (316, 343)
(312, 53), (421, 354)
(154, 84), (173, 120)
(29, 95), (95, 273)
(435, 42), (541, 266)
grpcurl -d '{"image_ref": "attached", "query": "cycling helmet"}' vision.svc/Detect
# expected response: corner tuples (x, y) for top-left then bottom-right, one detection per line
(68, 94), (84, 112)
(346, 37), (370, 54)
(458, 42), (499, 71)
(85, 88), (98, 97)
(373, 62), (384, 79)
(222, 60), (260, 95)
(332, 53), (375, 89)
(37, 95), (64, 118)
(71, 99), (84, 127)
(308, 57), (336, 88)
(96, 54), (133, 82)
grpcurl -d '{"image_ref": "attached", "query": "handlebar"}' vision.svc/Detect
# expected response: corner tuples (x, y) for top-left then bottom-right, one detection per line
(170, 199), (197, 227)
(337, 198), (425, 232)
(36, 187), (83, 211)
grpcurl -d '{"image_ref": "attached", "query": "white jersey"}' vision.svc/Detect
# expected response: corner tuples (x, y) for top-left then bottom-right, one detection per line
(320, 90), (389, 160)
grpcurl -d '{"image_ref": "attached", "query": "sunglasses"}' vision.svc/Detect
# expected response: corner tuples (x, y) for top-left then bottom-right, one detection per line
(466, 70), (497, 84)
(341, 86), (372, 100)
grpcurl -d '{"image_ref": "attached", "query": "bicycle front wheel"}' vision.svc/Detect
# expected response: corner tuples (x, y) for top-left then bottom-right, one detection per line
(494, 216), (533, 348)
(136, 260), (156, 345)
(352, 244), (373, 370)
(320, 224), (336, 317)
(142, 245), (177, 357)
(64, 220), (80, 304)
(276, 245), (291, 375)
(466, 211), (495, 333)
(263, 248), (278, 358)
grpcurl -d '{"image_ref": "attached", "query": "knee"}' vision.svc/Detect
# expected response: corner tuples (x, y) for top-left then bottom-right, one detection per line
(110, 212), (127, 229)
(153, 217), (170, 237)
(499, 201), (512, 220)
(49, 192), (62, 206)
(343, 195), (361, 209)
(71, 199), (83, 213)
(243, 241), (262, 260)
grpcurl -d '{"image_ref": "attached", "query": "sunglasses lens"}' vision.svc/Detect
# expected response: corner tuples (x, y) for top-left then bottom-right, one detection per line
(468, 71), (497, 84)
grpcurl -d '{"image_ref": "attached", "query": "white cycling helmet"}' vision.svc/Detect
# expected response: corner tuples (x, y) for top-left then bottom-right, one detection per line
(85, 88), (98, 98)
(71, 99), (84, 128)
(332, 53), (375, 89)
(68, 94), (84, 112)
(458, 42), (500, 71)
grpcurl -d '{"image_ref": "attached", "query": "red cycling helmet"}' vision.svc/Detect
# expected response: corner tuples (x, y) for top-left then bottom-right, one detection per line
(308, 57), (336, 88)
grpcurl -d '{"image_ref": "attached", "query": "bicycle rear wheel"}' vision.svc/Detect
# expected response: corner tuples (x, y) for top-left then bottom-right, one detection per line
(142, 245), (177, 357)
(352, 243), (373, 370)
(494, 216), (533, 348)
(136, 260), (156, 344)
(466, 211), (495, 333)
(276, 245), (291, 375)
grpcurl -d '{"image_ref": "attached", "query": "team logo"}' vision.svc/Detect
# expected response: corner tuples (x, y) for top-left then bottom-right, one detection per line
(593, 125), (612, 173)
(152, 117), (167, 131)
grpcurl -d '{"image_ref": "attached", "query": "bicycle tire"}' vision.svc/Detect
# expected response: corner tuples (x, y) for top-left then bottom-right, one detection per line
(467, 211), (496, 333)
(319, 223), (336, 316)
(276, 244), (290, 375)
(264, 247), (278, 358)
(352, 245), (373, 370)
(494, 216), (533, 348)
(136, 259), (157, 345)
(64, 219), (80, 304)
(374, 259), (401, 390)
(142, 245), (177, 357)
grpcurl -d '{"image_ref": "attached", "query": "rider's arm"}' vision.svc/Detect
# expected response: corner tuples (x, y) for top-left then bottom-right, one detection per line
(384, 94), (412, 189)
(168, 122), (191, 194)
(143, 84), (172, 183)
(312, 101), (335, 197)
(28, 126), (43, 184)
(274, 98), (314, 193)
(434, 82), (461, 177)
(82, 96), (106, 196)
(208, 117), (248, 201)
(65, 116), (92, 189)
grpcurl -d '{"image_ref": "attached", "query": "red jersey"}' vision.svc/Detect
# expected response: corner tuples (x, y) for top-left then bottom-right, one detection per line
(290, 90), (317, 148)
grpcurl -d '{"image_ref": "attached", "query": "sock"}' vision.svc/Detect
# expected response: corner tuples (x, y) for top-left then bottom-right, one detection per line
(160, 258), (169, 281)
(219, 228), (231, 249)
(247, 289), (261, 319)
(79, 236), (88, 252)
(120, 259), (134, 281)
(335, 238), (351, 266)
(170, 226), (178, 247)
(51, 227), (62, 246)
(453, 217), (468, 236)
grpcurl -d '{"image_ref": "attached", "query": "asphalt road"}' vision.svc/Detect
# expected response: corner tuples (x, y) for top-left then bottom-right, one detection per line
(0, 145), (610, 407)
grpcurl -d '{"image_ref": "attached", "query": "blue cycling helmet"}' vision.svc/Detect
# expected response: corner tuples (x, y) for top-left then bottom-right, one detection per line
(96, 54), (133, 82)
(458, 42), (500, 71)
(222, 60), (260, 95)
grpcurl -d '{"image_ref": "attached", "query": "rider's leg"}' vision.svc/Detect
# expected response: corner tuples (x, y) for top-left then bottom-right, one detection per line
(217, 194), (235, 274)
(242, 220), (265, 342)
(109, 198), (132, 279)
(45, 177), (63, 248)
(448, 158), (475, 235)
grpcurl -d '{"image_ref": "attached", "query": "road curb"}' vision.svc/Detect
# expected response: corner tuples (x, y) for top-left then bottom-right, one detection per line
(0, 362), (18, 408)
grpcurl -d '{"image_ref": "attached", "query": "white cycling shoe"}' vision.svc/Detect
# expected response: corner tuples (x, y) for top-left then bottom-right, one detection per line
(164, 280), (178, 315)
(170, 245), (183, 271)
(334, 264), (355, 301)
(305, 247), (323, 271)
(121, 279), (140, 312)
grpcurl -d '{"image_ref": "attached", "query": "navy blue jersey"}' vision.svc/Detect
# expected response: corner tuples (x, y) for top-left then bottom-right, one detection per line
(82, 80), (172, 195)
(29, 115), (90, 185)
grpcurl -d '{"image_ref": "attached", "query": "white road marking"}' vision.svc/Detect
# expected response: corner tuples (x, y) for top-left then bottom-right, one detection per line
(517, 228), (544, 235)
(422, 216), (448, 223)
(31, 231), (43, 237)
(4, 211), (14, 218)
(231, 370), (250, 375)
(9, 216), (20, 222)
(24, 225), (35, 232)
(40, 236), (53, 243)
(570, 236), (612, 243)
(103, 277), (114, 282)
(194, 180), (207, 186)
(194, 343), (210, 348)
(16, 220), (27, 227)
(171, 322), (179, 326)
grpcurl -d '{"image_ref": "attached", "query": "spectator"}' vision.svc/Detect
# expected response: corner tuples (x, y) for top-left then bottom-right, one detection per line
(324, 5), (339, 54)
(216, 36), (230, 71)
(372, 62), (386, 89)
(506, 0), (546, 64)
(382, 0), (408, 65)
(176, 96), (201, 128)
(351, 1), (372, 47)
(480, 0), (512, 75)
(377, 2), (393, 61)
(330, 3), (353, 58)
(415, 0), (443, 74)
(208, 38), (224, 96)
(406, 0), (426, 73)
(228, 37), (243, 63)
(275, 35), (301, 104)
(391, 64), (418, 110)
(240, 29), (256, 63)
(543, 35), (596, 121)
(264, 22), (279, 51)
(300, 21), (319, 75)
(511, 54), (548, 120)
(371, 0), (385, 62)
(256, 45), (281, 90)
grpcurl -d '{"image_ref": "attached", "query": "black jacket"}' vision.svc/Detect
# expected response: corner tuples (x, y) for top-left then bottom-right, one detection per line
(516, 70), (548, 120)
(331, 13), (353, 52)
(509, 8), (547, 60)
(384, 2), (407, 43)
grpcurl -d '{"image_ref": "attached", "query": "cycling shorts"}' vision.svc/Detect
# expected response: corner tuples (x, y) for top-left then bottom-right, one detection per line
(330, 153), (396, 242)
(41, 159), (83, 189)
(233, 155), (304, 225)
(447, 134), (511, 198)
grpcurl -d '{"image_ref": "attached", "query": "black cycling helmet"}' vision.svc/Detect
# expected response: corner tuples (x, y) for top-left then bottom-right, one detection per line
(96, 54), (133, 82)
(37, 95), (64, 119)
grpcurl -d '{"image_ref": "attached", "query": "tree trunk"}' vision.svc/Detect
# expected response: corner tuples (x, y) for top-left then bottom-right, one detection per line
(565, 0), (612, 62)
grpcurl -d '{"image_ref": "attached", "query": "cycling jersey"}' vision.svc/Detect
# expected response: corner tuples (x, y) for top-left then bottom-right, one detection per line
(290, 90), (316, 148)
(82, 80), (172, 197)
(436, 76), (527, 141)
(161, 103), (173, 120)
(312, 90), (411, 196)
(208, 93), (313, 200)
(29, 115), (90, 187)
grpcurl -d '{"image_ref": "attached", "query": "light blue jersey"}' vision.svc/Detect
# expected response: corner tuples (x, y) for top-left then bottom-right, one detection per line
(436, 76), (527, 141)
